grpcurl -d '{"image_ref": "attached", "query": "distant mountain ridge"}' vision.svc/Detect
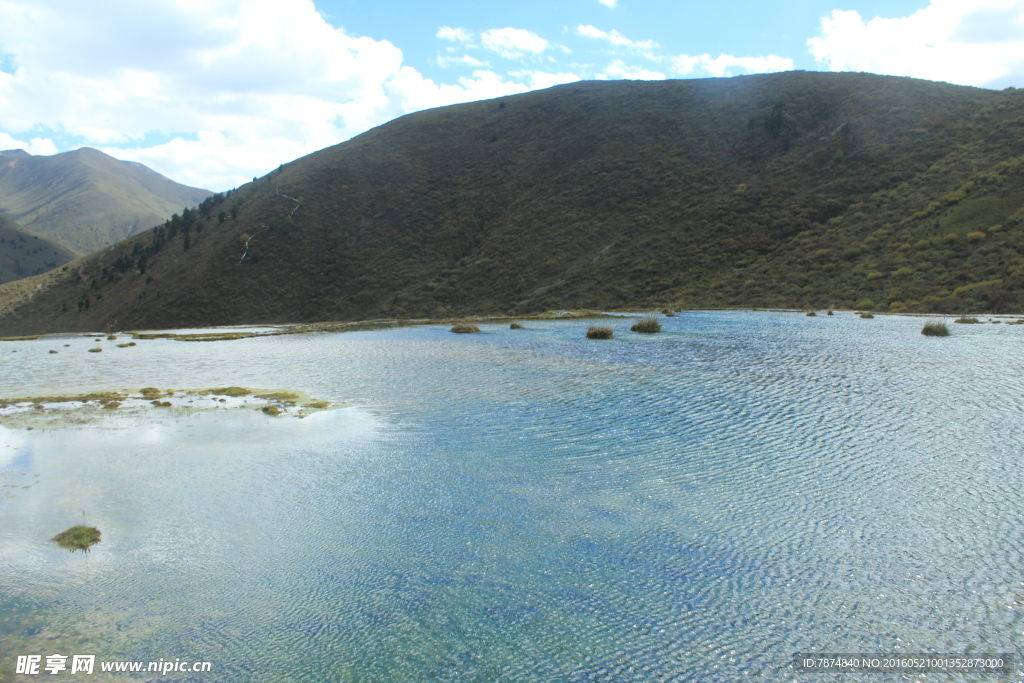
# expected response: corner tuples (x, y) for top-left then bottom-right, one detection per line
(0, 147), (211, 254)
(2, 71), (1024, 335)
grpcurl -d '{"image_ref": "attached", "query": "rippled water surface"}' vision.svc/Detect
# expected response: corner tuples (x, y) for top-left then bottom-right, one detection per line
(2, 312), (1023, 681)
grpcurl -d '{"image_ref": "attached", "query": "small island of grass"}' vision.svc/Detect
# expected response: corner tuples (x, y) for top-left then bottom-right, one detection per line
(451, 323), (480, 333)
(586, 326), (614, 339)
(921, 321), (950, 336)
(630, 317), (662, 333)
(52, 525), (101, 552)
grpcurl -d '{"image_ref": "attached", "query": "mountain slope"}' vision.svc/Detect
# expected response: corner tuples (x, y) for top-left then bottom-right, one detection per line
(0, 147), (212, 254)
(0, 214), (79, 285)
(2, 71), (1024, 335)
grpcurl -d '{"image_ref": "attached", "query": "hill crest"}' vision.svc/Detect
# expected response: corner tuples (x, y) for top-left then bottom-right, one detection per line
(0, 147), (211, 254)
(2, 71), (1024, 334)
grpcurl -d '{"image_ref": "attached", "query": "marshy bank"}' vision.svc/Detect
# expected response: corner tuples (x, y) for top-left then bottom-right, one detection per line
(0, 386), (337, 429)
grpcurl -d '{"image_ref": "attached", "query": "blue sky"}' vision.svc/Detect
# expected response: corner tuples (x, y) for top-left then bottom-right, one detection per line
(326, 0), (926, 82)
(1, 0), (1022, 191)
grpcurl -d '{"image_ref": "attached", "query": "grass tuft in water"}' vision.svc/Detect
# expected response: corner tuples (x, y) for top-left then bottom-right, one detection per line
(51, 526), (101, 552)
(262, 405), (282, 416)
(216, 387), (251, 397)
(586, 326), (614, 339)
(451, 324), (480, 333)
(921, 321), (950, 336)
(954, 317), (981, 324)
(630, 316), (662, 333)
(806, 311), (817, 317)
(510, 322), (524, 329)
(860, 312), (874, 319)
(88, 348), (102, 353)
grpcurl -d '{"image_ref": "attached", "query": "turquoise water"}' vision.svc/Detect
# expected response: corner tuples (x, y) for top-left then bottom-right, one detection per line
(1, 311), (1023, 681)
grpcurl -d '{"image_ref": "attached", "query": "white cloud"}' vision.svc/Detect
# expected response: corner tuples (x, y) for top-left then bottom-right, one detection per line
(576, 25), (658, 53)
(808, 0), (1024, 88)
(480, 28), (549, 59)
(598, 0), (618, 8)
(598, 60), (665, 81)
(508, 70), (582, 89)
(436, 26), (473, 44)
(671, 53), (794, 78)
(436, 54), (488, 68)
(0, 1), (550, 191)
(0, 132), (58, 156)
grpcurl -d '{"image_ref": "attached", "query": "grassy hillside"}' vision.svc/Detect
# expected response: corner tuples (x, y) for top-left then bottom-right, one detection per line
(2, 71), (1024, 334)
(0, 147), (211, 254)
(0, 215), (79, 285)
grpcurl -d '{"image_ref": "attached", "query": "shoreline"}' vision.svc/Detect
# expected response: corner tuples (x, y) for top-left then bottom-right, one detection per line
(3, 306), (1023, 343)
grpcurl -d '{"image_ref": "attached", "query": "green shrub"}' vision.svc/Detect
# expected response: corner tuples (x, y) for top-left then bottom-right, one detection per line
(855, 299), (875, 310)
(630, 316), (662, 333)
(451, 324), (480, 333)
(921, 321), (949, 336)
(51, 525), (101, 552)
(586, 326), (614, 339)
(954, 317), (981, 324)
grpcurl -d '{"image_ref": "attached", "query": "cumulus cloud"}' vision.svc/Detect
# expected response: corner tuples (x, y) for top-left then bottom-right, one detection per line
(0, 1), (545, 190)
(576, 25), (658, 53)
(480, 28), (549, 59)
(808, 0), (1024, 88)
(598, 60), (665, 81)
(0, 132), (58, 156)
(598, 0), (618, 8)
(671, 53), (793, 78)
(436, 26), (473, 44)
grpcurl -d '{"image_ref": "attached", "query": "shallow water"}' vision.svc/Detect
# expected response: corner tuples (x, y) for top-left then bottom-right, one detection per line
(1, 311), (1023, 681)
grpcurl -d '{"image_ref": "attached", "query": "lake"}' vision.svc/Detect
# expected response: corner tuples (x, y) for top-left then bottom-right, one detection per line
(1, 311), (1022, 681)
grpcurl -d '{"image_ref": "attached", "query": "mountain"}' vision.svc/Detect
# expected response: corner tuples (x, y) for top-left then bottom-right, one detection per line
(1, 71), (1024, 335)
(0, 147), (212, 254)
(0, 214), (79, 285)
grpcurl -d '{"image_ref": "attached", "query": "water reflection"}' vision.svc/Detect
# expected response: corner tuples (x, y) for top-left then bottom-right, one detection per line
(1, 312), (1023, 681)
